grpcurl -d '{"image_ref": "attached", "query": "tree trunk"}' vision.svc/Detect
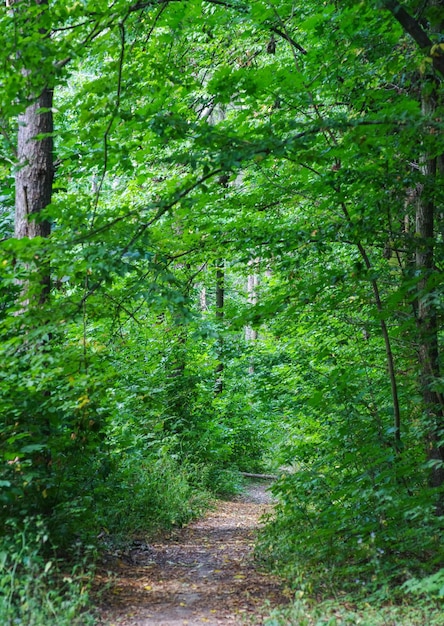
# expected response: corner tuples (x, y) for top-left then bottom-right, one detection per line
(214, 259), (224, 394)
(14, 0), (54, 304)
(200, 286), (208, 311)
(416, 92), (444, 502)
(381, 0), (444, 503)
(414, 1), (444, 507)
(15, 88), (53, 240)
(245, 260), (259, 375)
(245, 265), (258, 342)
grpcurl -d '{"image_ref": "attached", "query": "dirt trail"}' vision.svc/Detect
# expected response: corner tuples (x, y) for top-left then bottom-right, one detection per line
(96, 483), (286, 625)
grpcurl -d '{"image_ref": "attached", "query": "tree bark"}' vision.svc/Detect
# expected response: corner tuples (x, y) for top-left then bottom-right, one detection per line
(245, 260), (259, 375)
(214, 259), (224, 394)
(14, 0), (54, 304)
(245, 264), (258, 342)
(15, 88), (53, 240)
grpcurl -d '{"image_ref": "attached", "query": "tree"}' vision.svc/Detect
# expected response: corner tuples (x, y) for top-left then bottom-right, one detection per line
(400, 0), (444, 499)
(11, 0), (54, 308)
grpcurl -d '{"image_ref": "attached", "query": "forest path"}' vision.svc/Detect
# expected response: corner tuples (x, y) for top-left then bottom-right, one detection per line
(96, 482), (286, 625)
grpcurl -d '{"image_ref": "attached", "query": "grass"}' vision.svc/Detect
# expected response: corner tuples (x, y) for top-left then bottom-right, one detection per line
(0, 517), (96, 626)
(262, 594), (444, 626)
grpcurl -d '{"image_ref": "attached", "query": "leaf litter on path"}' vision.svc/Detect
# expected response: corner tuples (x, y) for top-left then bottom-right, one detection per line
(96, 482), (287, 625)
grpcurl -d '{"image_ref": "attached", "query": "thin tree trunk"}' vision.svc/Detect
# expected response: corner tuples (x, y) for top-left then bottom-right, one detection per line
(416, 89), (444, 502)
(214, 259), (224, 394)
(245, 260), (259, 375)
(245, 267), (258, 342)
(339, 201), (402, 449)
(200, 286), (208, 311)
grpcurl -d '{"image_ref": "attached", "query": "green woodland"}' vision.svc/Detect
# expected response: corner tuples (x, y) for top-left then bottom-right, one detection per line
(1, 0), (444, 623)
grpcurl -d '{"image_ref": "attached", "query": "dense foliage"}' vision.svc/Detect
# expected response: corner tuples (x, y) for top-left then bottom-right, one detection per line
(0, 0), (443, 621)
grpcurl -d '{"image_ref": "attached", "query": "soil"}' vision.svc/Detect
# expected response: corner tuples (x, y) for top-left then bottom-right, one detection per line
(96, 482), (287, 625)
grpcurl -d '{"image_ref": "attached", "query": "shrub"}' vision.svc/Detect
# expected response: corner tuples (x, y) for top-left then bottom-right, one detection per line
(0, 517), (95, 626)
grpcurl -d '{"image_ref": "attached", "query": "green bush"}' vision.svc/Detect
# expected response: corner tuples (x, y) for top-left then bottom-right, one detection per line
(257, 459), (444, 598)
(199, 464), (244, 498)
(0, 517), (95, 626)
(101, 453), (210, 537)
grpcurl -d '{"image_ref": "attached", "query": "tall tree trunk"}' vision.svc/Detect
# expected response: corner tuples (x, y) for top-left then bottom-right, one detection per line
(14, 0), (53, 304)
(416, 90), (444, 503)
(245, 260), (259, 375)
(15, 88), (53, 241)
(15, 88), (53, 305)
(245, 263), (258, 342)
(417, 1), (444, 505)
(214, 259), (224, 394)
(382, 0), (444, 503)
(12, 1), (54, 492)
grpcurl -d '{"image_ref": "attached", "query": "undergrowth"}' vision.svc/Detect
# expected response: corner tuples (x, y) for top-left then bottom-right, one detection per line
(257, 465), (444, 626)
(97, 454), (211, 538)
(263, 596), (444, 626)
(0, 517), (95, 626)
(0, 453), (224, 625)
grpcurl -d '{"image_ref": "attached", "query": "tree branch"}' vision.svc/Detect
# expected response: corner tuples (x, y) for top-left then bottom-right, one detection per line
(383, 0), (444, 77)
(270, 26), (307, 55)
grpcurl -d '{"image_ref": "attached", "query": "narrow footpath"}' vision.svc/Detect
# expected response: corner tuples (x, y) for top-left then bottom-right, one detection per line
(97, 483), (286, 626)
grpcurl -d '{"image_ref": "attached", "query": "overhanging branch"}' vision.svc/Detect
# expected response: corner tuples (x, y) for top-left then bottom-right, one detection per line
(383, 0), (444, 77)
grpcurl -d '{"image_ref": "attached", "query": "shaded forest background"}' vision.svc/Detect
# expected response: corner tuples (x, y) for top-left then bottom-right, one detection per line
(0, 0), (443, 623)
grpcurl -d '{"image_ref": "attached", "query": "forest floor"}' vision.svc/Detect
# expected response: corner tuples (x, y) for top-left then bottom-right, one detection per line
(96, 482), (287, 626)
